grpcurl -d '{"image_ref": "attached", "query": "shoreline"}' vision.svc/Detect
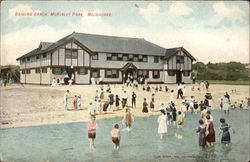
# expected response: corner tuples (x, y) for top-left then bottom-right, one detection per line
(1, 84), (249, 129)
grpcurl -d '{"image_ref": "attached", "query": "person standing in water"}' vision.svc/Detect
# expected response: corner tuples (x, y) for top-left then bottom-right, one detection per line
(201, 107), (207, 122)
(206, 115), (215, 147)
(142, 98), (149, 113)
(64, 90), (70, 109)
(196, 119), (207, 147)
(157, 109), (167, 139)
(219, 118), (234, 146)
(111, 124), (121, 150)
(87, 117), (97, 149)
(123, 108), (134, 131)
(223, 95), (230, 115)
(177, 111), (185, 128)
(172, 105), (177, 126)
(131, 92), (137, 108)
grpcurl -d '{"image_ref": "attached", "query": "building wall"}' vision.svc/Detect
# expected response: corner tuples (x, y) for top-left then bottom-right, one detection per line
(20, 72), (25, 83)
(25, 69), (40, 84)
(147, 71), (164, 83)
(165, 51), (192, 70)
(91, 53), (163, 70)
(163, 71), (176, 83)
(75, 70), (90, 84)
(21, 53), (50, 69)
(41, 68), (51, 84)
(101, 70), (122, 83)
(182, 76), (192, 83)
(51, 42), (90, 67)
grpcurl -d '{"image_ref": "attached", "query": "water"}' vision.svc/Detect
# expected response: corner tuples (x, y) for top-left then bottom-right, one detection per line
(0, 109), (249, 162)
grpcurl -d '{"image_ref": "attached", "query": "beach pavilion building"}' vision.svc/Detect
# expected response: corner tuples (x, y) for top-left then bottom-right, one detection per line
(16, 32), (196, 85)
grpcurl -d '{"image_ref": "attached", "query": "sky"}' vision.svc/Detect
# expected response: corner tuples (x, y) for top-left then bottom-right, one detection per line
(1, 1), (249, 65)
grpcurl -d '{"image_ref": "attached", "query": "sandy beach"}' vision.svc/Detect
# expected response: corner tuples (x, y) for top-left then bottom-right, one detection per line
(0, 83), (249, 128)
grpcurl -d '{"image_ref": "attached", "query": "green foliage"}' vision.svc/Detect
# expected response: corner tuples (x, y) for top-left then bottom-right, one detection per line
(0, 65), (20, 83)
(193, 61), (249, 81)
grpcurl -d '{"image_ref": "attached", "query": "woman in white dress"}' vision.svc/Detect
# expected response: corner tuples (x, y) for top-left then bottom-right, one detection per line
(223, 95), (230, 115)
(158, 109), (167, 139)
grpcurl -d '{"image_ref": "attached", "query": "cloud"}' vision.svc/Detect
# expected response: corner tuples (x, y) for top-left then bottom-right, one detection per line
(9, 4), (41, 21)
(211, 2), (247, 25)
(139, 2), (193, 20)
(168, 2), (193, 16)
(1, 2), (249, 65)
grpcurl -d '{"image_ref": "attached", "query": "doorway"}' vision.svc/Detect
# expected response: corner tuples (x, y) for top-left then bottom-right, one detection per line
(176, 70), (182, 84)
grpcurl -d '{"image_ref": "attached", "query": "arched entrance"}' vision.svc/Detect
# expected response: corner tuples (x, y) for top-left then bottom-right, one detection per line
(121, 63), (138, 83)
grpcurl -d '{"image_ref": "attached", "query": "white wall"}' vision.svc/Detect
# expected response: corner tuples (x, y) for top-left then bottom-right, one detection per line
(75, 70), (90, 84)
(25, 69), (40, 84)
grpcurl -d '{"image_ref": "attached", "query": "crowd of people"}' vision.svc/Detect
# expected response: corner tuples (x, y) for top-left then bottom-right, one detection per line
(61, 81), (249, 150)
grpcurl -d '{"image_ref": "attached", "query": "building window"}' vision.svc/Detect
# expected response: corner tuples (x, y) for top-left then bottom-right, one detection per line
(65, 49), (71, 59)
(26, 69), (31, 74)
(118, 54), (123, 61)
(35, 68), (40, 73)
(122, 54), (128, 61)
(72, 50), (78, 59)
(36, 55), (40, 59)
(153, 70), (160, 79)
(112, 54), (117, 61)
(52, 68), (62, 75)
(65, 49), (78, 59)
(133, 55), (138, 62)
(138, 70), (149, 78)
(154, 56), (159, 63)
(92, 53), (98, 60)
(143, 55), (148, 62)
(27, 57), (30, 61)
(176, 56), (184, 64)
(42, 68), (47, 73)
(78, 68), (88, 75)
(22, 58), (25, 62)
(107, 53), (112, 60)
(22, 70), (25, 74)
(138, 55), (143, 62)
(43, 54), (47, 58)
(91, 69), (100, 78)
(105, 69), (119, 78)
(183, 71), (190, 76)
(168, 71), (176, 76)
(128, 54), (133, 61)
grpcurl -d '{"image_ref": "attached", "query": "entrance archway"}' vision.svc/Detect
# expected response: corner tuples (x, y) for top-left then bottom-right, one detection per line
(121, 63), (138, 83)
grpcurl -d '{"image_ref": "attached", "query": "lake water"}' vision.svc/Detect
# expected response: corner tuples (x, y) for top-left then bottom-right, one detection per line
(0, 109), (249, 162)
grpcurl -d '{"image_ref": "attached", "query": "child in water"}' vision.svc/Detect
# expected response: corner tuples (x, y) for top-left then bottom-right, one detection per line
(111, 124), (121, 150)
(177, 111), (185, 128)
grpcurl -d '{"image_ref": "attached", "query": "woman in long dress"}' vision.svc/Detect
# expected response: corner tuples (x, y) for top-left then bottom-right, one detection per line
(158, 109), (167, 139)
(223, 95), (230, 115)
(123, 108), (134, 131)
(219, 118), (234, 146)
(142, 98), (148, 113)
(196, 119), (206, 147)
(206, 115), (215, 146)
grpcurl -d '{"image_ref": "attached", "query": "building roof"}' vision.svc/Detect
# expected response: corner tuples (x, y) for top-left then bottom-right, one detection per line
(16, 32), (195, 61)
(17, 42), (53, 60)
(164, 47), (196, 61)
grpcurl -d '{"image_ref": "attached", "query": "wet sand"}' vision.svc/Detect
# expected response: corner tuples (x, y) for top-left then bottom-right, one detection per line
(0, 83), (248, 128)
